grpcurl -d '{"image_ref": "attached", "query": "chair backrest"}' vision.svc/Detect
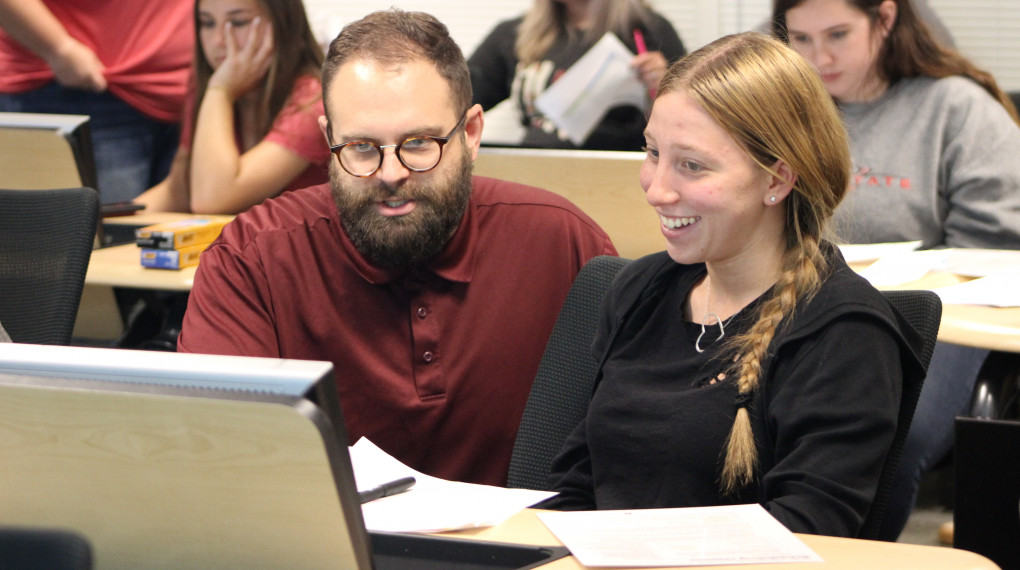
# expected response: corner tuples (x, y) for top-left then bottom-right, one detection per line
(0, 187), (99, 345)
(859, 289), (942, 540)
(507, 255), (630, 490)
(0, 527), (92, 570)
(473, 148), (662, 259)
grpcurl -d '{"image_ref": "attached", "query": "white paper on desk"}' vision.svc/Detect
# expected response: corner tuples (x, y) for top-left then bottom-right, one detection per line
(856, 249), (948, 287)
(537, 505), (821, 568)
(534, 32), (647, 145)
(838, 241), (922, 264)
(349, 438), (556, 533)
(932, 267), (1020, 307)
(940, 248), (1020, 277)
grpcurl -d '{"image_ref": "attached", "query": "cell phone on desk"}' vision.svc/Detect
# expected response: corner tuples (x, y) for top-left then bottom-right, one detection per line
(100, 201), (146, 217)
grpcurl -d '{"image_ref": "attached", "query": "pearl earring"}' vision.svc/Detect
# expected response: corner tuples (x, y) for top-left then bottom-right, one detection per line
(770, 195), (776, 203)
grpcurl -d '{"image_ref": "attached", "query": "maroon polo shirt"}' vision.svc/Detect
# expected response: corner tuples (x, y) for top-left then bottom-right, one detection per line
(179, 177), (617, 485)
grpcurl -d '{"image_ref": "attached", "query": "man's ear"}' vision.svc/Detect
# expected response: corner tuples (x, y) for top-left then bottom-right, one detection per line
(318, 115), (331, 145)
(764, 159), (796, 206)
(463, 103), (484, 161)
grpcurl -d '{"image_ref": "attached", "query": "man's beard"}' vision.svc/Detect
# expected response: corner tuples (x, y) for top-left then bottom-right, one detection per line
(331, 147), (473, 269)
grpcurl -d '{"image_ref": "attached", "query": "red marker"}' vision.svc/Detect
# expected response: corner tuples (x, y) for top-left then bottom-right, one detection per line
(632, 28), (656, 99)
(633, 28), (648, 54)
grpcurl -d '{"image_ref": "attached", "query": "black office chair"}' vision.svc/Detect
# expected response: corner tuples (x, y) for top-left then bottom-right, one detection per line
(506, 255), (630, 490)
(0, 526), (92, 570)
(858, 289), (942, 541)
(0, 187), (99, 345)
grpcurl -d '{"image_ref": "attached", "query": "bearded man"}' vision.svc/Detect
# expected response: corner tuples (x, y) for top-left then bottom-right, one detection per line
(177, 9), (616, 486)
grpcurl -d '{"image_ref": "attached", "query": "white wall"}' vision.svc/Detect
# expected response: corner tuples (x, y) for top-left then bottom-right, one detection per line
(302, 0), (1020, 143)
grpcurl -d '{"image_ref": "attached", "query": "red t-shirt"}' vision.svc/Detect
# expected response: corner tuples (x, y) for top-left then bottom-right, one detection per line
(0, 0), (193, 122)
(180, 74), (329, 193)
(179, 177), (618, 485)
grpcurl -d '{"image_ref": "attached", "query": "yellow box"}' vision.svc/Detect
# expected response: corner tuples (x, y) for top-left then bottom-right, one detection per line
(135, 216), (231, 250)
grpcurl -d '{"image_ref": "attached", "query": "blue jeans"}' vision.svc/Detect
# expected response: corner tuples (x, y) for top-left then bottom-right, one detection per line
(880, 341), (988, 540)
(0, 82), (179, 203)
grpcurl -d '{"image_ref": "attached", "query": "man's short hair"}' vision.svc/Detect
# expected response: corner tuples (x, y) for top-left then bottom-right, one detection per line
(322, 9), (472, 119)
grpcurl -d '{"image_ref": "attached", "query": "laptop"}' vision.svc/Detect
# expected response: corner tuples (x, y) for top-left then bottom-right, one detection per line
(0, 344), (568, 569)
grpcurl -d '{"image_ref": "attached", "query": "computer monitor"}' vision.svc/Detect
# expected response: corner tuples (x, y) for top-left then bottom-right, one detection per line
(0, 343), (371, 569)
(0, 344), (568, 570)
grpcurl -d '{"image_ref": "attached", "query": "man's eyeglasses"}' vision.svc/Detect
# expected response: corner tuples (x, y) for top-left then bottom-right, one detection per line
(330, 111), (468, 177)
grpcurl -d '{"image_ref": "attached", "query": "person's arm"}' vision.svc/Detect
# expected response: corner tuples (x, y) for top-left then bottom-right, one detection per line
(0, 0), (105, 91)
(189, 17), (309, 214)
(760, 315), (902, 537)
(467, 19), (519, 111)
(133, 148), (191, 212)
(541, 418), (598, 510)
(939, 80), (1020, 249)
(178, 236), (281, 356)
(542, 266), (627, 510)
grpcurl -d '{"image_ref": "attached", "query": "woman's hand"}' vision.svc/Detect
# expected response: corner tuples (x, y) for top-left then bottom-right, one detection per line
(207, 16), (274, 101)
(631, 51), (668, 93)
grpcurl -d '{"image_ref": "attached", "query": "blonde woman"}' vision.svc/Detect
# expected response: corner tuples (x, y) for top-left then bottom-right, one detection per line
(544, 32), (926, 538)
(469, 0), (684, 150)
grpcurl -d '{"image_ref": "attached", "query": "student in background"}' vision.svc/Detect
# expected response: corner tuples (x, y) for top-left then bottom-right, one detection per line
(0, 0), (192, 203)
(468, 0), (685, 151)
(135, 0), (328, 214)
(178, 9), (616, 486)
(775, 0), (1020, 540)
(543, 32), (926, 538)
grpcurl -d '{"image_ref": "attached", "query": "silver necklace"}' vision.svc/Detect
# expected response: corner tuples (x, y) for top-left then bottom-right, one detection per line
(695, 277), (735, 353)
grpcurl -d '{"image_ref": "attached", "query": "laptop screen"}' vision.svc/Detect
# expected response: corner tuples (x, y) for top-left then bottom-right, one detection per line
(0, 344), (571, 570)
(0, 343), (373, 569)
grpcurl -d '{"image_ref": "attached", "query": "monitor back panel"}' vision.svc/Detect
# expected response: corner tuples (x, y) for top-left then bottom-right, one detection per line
(0, 376), (369, 569)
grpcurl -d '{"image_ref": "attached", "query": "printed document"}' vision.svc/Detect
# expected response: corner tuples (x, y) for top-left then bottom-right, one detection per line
(537, 504), (822, 567)
(535, 32), (648, 145)
(349, 438), (556, 533)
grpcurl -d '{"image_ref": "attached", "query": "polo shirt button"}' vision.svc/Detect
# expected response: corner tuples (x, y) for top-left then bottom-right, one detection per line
(422, 351), (434, 363)
(417, 306), (428, 318)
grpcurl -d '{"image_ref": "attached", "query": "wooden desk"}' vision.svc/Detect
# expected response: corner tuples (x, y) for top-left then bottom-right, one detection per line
(853, 265), (1020, 353)
(85, 243), (196, 291)
(445, 509), (999, 569)
(74, 213), (219, 340)
(84, 212), (227, 291)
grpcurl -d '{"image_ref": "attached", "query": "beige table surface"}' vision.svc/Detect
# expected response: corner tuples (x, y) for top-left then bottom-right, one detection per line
(443, 509), (999, 570)
(864, 266), (1020, 353)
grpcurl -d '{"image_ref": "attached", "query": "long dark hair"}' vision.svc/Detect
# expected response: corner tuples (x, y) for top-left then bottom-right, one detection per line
(773, 0), (1018, 123)
(192, 0), (324, 144)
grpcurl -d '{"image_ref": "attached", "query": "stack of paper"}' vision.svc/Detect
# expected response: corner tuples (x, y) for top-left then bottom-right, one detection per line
(350, 439), (555, 533)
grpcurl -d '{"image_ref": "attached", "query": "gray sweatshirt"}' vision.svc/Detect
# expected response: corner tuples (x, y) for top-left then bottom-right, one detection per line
(834, 75), (1020, 249)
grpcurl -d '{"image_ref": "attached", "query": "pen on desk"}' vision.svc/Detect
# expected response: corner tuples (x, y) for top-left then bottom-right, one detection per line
(632, 28), (657, 100)
(358, 476), (416, 504)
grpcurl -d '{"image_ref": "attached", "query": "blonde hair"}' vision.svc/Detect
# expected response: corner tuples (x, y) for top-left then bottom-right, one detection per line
(658, 32), (852, 494)
(515, 0), (654, 64)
